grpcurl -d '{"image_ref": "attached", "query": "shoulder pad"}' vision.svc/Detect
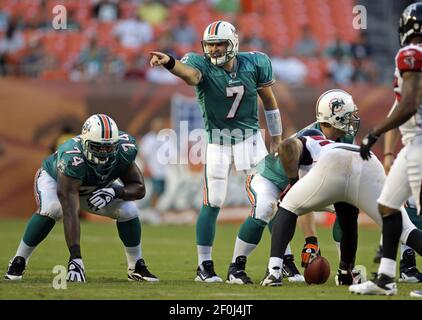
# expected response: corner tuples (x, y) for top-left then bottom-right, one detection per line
(396, 44), (422, 73)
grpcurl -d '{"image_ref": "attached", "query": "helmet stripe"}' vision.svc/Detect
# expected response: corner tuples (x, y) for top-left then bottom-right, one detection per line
(100, 114), (111, 139)
(105, 115), (113, 138)
(97, 114), (105, 139)
(206, 24), (212, 35)
(214, 21), (222, 35)
(209, 21), (218, 35)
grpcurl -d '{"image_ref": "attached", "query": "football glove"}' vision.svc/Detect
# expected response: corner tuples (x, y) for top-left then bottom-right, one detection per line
(66, 258), (86, 282)
(301, 243), (321, 268)
(87, 188), (116, 211)
(360, 131), (379, 160)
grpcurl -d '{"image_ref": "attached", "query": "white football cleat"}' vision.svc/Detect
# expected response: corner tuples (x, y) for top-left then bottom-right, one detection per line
(260, 268), (283, 287)
(349, 274), (397, 296)
(410, 290), (422, 298)
(287, 274), (305, 283)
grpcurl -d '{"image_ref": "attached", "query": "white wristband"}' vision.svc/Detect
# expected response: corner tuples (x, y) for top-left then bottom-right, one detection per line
(264, 109), (282, 136)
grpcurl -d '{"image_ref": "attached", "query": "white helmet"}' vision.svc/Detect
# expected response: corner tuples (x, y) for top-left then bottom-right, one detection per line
(80, 114), (119, 168)
(316, 89), (360, 136)
(202, 20), (239, 66)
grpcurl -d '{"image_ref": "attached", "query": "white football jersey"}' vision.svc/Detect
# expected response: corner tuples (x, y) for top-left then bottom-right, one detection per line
(392, 43), (422, 145)
(299, 136), (360, 176)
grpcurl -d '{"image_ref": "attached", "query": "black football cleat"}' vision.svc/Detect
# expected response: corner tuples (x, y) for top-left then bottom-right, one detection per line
(226, 256), (253, 285)
(5, 256), (26, 281)
(128, 259), (159, 282)
(195, 260), (222, 283)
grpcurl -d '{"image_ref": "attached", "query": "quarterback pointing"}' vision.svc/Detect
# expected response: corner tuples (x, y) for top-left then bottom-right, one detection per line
(5, 114), (158, 283)
(150, 20), (282, 282)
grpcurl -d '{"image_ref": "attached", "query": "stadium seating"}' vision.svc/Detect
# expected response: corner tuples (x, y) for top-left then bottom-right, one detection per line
(0, 0), (359, 84)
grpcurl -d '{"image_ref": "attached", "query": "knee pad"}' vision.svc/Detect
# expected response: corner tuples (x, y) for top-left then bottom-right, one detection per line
(39, 202), (62, 221)
(205, 168), (228, 208)
(254, 196), (277, 223)
(115, 201), (140, 222)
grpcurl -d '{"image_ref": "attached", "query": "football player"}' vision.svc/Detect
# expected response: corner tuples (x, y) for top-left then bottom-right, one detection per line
(260, 130), (422, 288)
(353, 2), (422, 295)
(150, 21), (282, 282)
(226, 89), (361, 285)
(5, 114), (158, 283)
(373, 128), (422, 283)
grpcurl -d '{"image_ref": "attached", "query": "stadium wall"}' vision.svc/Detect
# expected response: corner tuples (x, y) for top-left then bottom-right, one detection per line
(0, 78), (396, 219)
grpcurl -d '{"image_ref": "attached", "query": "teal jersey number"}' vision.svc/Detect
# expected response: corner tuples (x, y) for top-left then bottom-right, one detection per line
(42, 131), (138, 192)
(182, 51), (275, 144)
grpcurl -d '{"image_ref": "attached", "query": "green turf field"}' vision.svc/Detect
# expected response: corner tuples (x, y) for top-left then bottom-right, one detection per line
(0, 219), (421, 300)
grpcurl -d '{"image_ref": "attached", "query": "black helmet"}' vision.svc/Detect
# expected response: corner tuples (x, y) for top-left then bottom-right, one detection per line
(399, 2), (422, 47)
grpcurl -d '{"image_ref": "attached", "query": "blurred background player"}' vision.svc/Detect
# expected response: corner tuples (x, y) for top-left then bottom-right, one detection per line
(137, 117), (168, 225)
(5, 114), (158, 283)
(356, 2), (422, 295)
(226, 89), (360, 285)
(149, 20), (282, 282)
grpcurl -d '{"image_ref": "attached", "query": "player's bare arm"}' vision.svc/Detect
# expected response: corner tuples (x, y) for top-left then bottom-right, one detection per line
(57, 172), (82, 255)
(278, 137), (303, 181)
(258, 86), (282, 153)
(117, 162), (146, 201)
(383, 128), (400, 174)
(149, 51), (202, 85)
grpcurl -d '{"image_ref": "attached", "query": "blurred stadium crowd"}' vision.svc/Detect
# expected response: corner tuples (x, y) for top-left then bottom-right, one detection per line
(0, 0), (378, 86)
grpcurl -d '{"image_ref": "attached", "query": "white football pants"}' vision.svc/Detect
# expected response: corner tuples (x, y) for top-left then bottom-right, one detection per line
(246, 174), (280, 223)
(34, 169), (139, 222)
(280, 147), (416, 244)
(203, 133), (268, 208)
(378, 135), (422, 215)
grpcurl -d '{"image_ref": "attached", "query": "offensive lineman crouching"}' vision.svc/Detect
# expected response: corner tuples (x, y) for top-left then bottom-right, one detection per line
(5, 114), (158, 283)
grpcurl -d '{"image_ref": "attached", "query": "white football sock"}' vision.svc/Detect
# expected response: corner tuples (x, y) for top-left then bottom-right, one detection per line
(125, 244), (142, 270)
(198, 245), (212, 266)
(15, 240), (35, 262)
(231, 237), (257, 262)
(284, 244), (292, 256)
(268, 257), (283, 272)
(378, 258), (396, 278)
(400, 244), (411, 259)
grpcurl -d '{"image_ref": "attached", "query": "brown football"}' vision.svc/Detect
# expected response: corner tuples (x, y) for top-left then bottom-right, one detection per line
(304, 256), (331, 285)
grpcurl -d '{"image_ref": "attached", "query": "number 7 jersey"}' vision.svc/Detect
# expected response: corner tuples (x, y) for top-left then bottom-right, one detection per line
(42, 131), (138, 190)
(181, 51), (275, 144)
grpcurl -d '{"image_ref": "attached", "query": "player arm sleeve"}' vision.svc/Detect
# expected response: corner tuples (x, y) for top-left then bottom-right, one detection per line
(255, 52), (276, 89)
